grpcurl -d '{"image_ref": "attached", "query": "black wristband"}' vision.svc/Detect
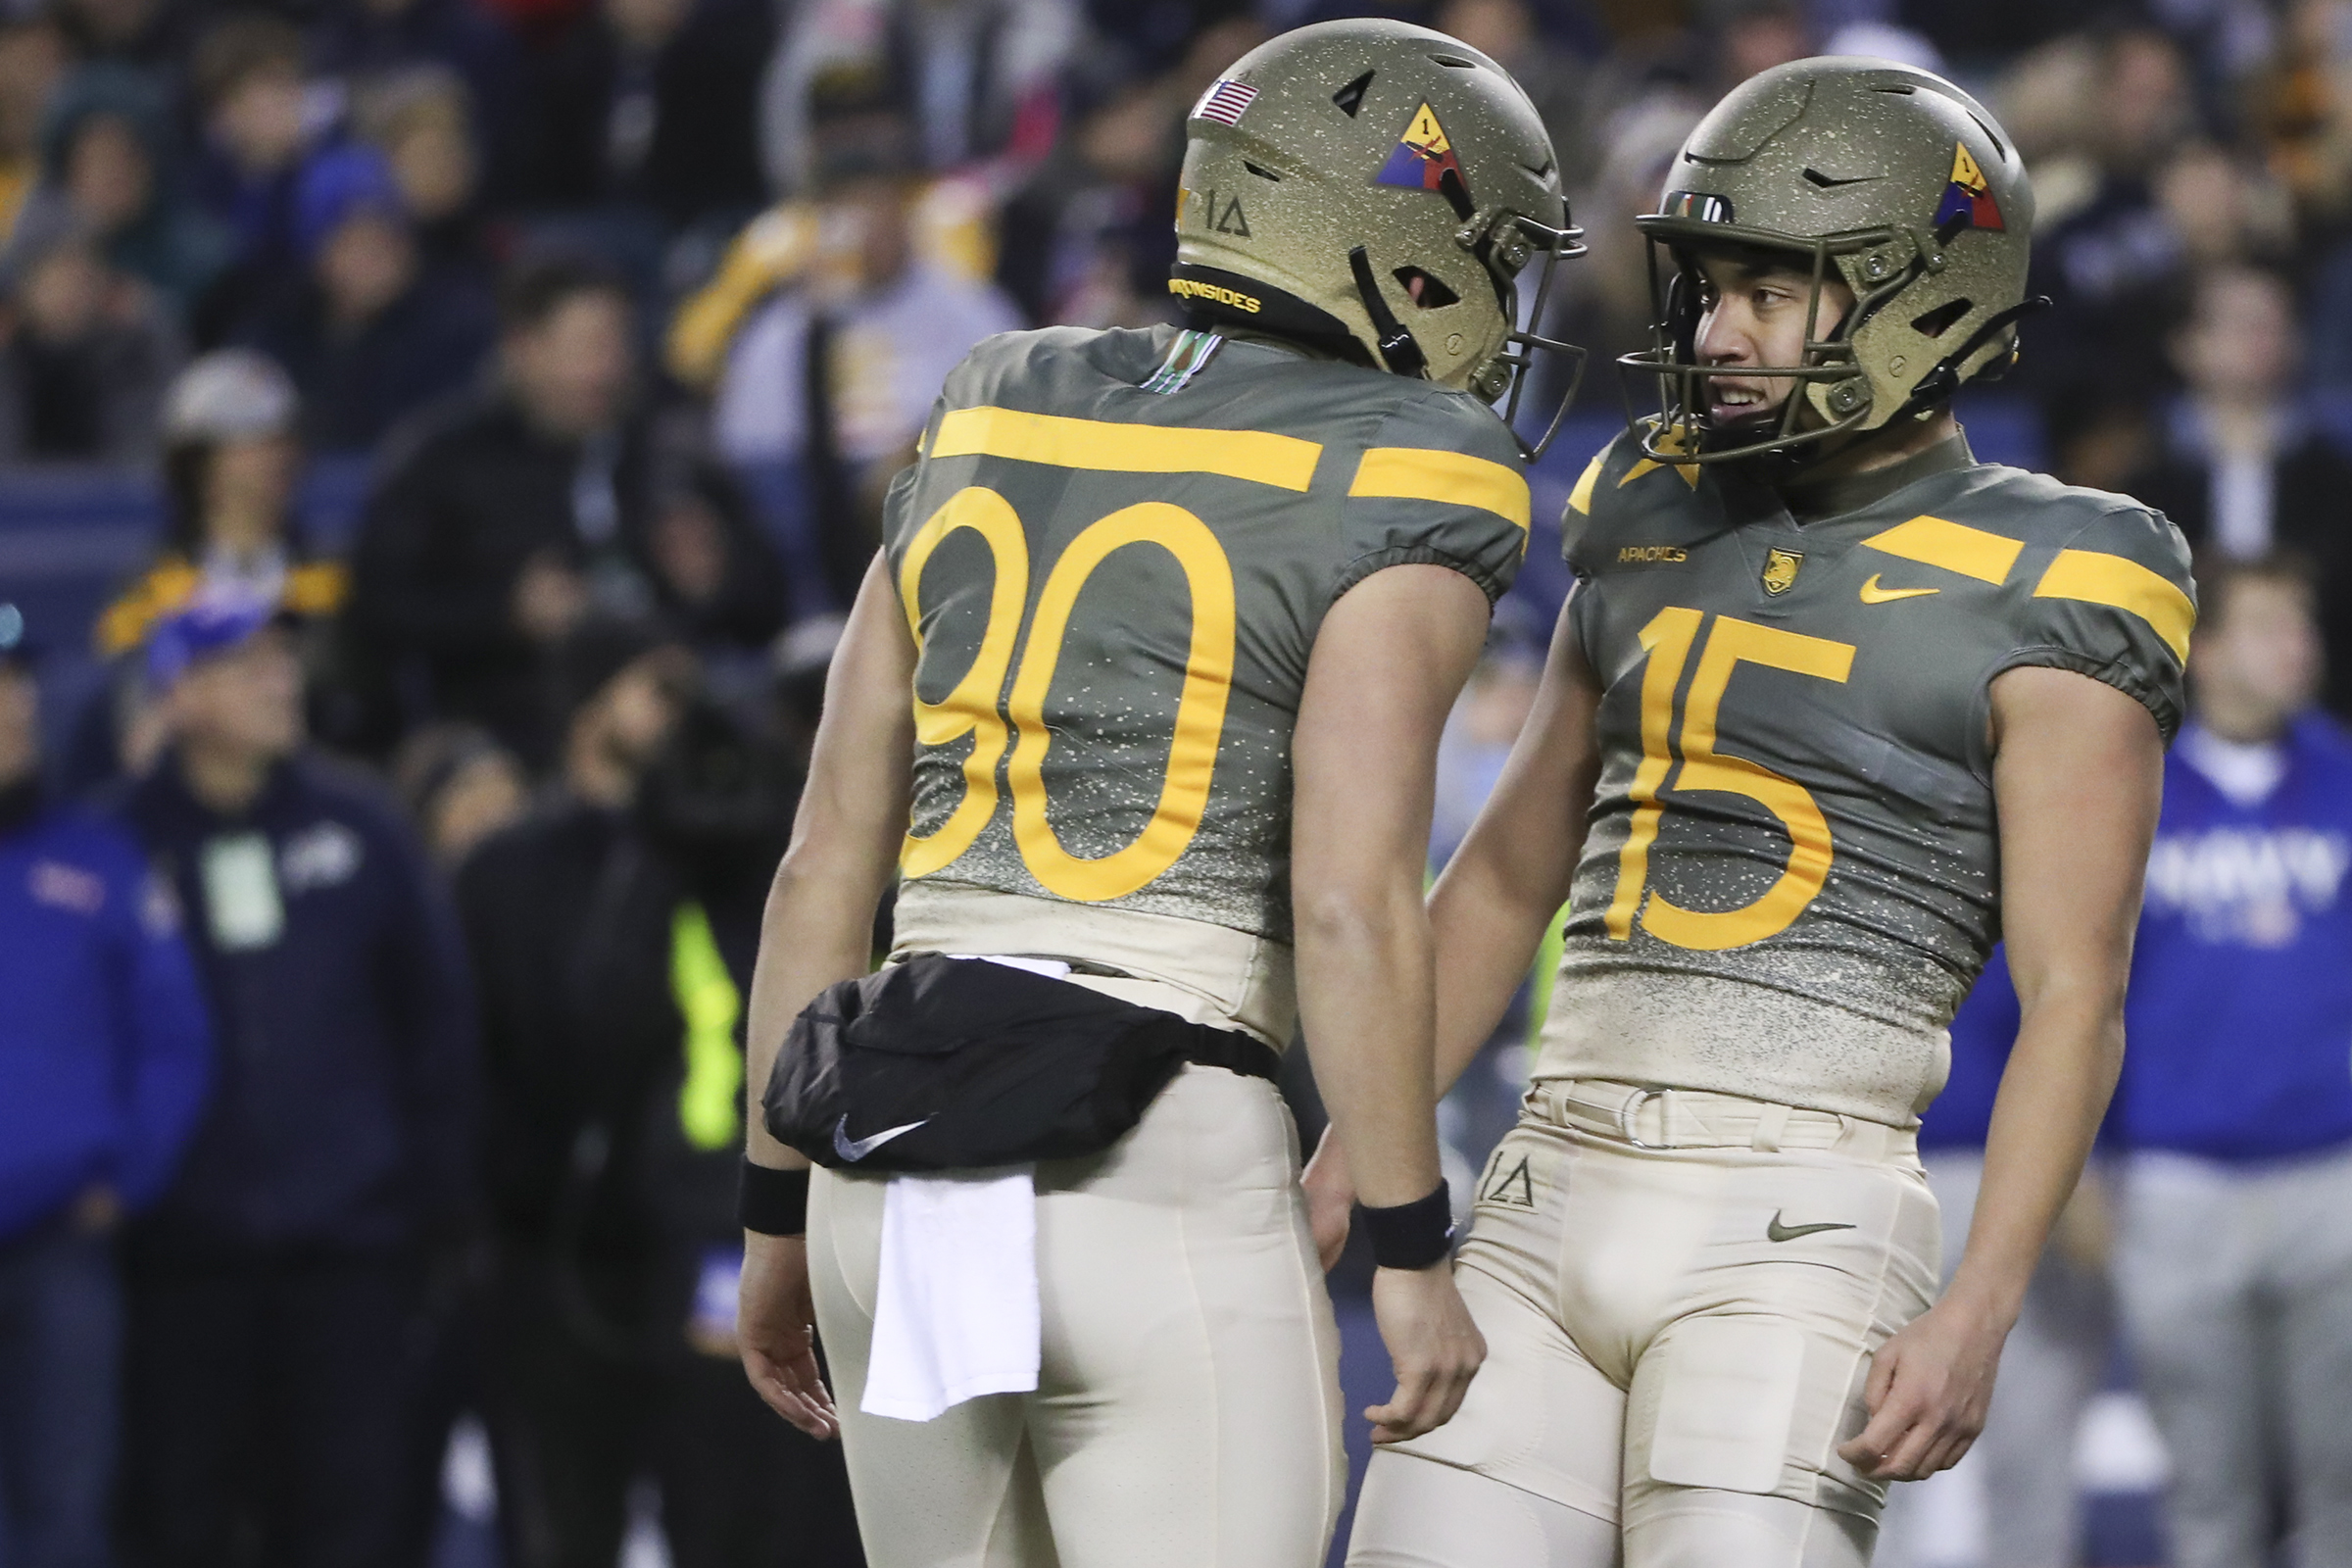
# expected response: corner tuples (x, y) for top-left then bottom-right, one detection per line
(1361, 1181), (1454, 1270)
(739, 1161), (810, 1237)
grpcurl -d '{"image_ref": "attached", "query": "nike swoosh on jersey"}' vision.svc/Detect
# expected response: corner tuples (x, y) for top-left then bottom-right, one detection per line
(833, 1113), (930, 1163)
(1766, 1210), (1856, 1243)
(1859, 574), (1939, 604)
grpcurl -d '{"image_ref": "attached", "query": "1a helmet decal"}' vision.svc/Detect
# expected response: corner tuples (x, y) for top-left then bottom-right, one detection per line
(1376, 102), (1470, 202)
(1935, 142), (2003, 232)
(1193, 78), (1258, 126)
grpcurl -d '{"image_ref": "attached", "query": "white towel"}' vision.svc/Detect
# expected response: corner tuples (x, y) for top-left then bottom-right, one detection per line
(861, 1165), (1039, 1421)
(858, 956), (1059, 1422)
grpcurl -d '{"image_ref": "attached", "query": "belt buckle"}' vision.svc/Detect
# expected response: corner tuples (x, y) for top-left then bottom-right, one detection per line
(1617, 1086), (1662, 1150)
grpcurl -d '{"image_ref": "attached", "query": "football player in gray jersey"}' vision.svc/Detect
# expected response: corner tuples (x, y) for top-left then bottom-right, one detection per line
(1332, 58), (2193, 1568)
(733, 20), (1585, 1568)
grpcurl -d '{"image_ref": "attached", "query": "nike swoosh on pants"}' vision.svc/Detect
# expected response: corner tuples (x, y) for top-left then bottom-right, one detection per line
(1766, 1210), (1856, 1242)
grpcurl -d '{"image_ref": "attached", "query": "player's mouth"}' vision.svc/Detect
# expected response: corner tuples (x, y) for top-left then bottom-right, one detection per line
(1706, 380), (1780, 425)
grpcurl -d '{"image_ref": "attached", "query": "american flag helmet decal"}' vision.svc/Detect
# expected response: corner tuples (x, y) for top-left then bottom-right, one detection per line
(1192, 78), (1258, 126)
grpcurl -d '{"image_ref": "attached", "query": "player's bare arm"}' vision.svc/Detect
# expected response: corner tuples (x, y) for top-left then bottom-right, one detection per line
(1302, 593), (1601, 1260)
(1422, 603), (1607, 1099)
(737, 555), (914, 1442)
(1294, 563), (1494, 1443)
(1840, 665), (2162, 1481)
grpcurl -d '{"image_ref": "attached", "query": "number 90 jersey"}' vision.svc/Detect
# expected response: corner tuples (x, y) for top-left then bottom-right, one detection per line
(884, 324), (1531, 943)
(1544, 428), (2194, 1126)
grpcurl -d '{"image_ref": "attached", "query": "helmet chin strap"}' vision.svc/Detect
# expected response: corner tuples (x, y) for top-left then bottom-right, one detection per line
(1348, 246), (1427, 378)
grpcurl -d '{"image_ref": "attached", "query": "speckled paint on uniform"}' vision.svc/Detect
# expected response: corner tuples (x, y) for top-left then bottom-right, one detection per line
(889, 324), (1530, 943)
(1543, 425), (2192, 1125)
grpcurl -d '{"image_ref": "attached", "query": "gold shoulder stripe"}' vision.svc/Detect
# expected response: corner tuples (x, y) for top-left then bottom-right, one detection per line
(931, 406), (1321, 491)
(1348, 447), (1531, 531)
(2033, 549), (2195, 664)
(1859, 514), (2025, 584)
(1618, 421), (1700, 490)
(1566, 450), (1604, 515)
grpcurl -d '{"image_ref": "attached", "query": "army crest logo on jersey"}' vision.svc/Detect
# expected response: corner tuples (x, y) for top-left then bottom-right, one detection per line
(1762, 547), (1804, 595)
(1376, 102), (1469, 201)
(1934, 142), (2004, 232)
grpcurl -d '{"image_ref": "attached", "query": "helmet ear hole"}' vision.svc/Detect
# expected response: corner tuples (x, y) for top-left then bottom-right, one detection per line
(1437, 167), (1474, 221)
(1393, 268), (1459, 309)
(1910, 298), (1973, 338)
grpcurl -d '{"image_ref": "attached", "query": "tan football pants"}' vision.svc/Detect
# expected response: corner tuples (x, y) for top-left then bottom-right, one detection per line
(807, 885), (1345, 1568)
(1348, 1080), (1942, 1568)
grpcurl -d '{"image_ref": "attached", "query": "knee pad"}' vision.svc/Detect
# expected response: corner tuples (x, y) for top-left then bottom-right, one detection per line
(1347, 1449), (1619, 1568)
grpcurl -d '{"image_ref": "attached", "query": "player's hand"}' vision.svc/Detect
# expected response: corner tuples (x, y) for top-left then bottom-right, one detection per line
(1301, 1131), (1353, 1272)
(738, 1232), (840, 1440)
(1366, 1262), (1485, 1445)
(1838, 1294), (2009, 1481)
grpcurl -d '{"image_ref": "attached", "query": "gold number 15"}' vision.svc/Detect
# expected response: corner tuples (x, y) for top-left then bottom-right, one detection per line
(897, 485), (1237, 903)
(1605, 608), (1855, 951)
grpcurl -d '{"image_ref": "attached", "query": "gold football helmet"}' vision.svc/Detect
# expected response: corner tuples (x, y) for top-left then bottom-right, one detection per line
(1623, 56), (2040, 464)
(1171, 19), (1586, 458)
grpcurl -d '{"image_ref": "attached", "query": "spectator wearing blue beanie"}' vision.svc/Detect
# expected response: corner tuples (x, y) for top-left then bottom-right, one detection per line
(233, 141), (494, 452)
(110, 588), (478, 1568)
(0, 602), (213, 1568)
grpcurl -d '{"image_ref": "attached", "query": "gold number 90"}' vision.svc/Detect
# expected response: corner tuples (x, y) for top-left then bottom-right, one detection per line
(897, 486), (1238, 903)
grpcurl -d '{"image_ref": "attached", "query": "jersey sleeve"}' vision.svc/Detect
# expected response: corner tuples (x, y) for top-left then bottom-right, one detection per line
(2001, 503), (2196, 743)
(880, 442), (928, 553)
(1332, 391), (1530, 604)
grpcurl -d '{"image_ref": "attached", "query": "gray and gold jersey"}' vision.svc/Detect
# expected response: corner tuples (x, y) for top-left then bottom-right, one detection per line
(885, 324), (1530, 942)
(1543, 426), (2194, 1125)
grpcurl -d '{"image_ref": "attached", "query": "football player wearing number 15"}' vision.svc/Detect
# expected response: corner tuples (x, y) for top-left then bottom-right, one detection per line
(1328, 59), (2196, 1568)
(731, 20), (1585, 1568)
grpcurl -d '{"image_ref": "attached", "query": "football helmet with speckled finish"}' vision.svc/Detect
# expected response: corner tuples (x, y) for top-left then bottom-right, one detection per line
(1623, 56), (2039, 464)
(1170, 19), (1587, 458)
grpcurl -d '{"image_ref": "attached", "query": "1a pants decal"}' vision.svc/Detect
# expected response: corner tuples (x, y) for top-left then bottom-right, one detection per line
(1481, 1149), (1538, 1209)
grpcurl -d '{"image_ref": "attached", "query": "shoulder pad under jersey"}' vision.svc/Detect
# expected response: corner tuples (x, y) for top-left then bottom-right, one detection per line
(1558, 421), (1730, 576)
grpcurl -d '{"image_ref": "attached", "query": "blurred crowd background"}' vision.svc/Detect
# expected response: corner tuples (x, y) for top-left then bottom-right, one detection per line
(4, 0), (2352, 1565)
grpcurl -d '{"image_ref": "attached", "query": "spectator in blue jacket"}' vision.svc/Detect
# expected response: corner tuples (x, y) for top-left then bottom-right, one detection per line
(0, 601), (211, 1568)
(2114, 552), (2352, 1568)
(110, 590), (477, 1568)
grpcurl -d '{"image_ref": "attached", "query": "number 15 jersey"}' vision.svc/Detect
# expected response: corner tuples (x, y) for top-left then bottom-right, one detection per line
(1544, 429), (2195, 1127)
(883, 324), (1531, 944)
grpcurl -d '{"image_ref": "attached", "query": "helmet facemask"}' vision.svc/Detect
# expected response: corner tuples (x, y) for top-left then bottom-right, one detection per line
(1620, 220), (1906, 466)
(1476, 211), (1590, 463)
